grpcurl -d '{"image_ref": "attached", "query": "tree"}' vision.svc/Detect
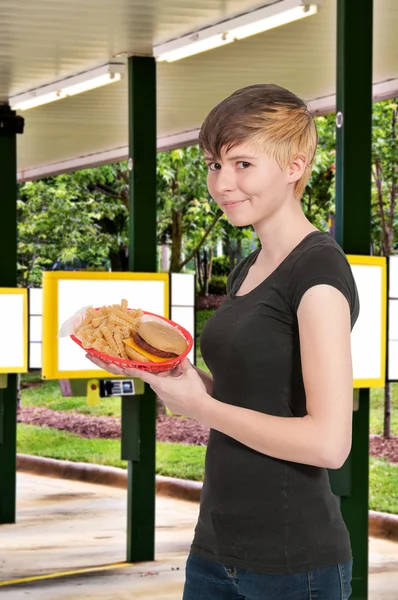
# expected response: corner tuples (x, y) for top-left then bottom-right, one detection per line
(301, 114), (336, 231)
(371, 100), (398, 438)
(371, 100), (398, 257)
(157, 146), (224, 276)
(17, 166), (130, 286)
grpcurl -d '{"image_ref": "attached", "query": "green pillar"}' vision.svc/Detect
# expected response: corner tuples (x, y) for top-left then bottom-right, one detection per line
(0, 106), (24, 524)
(334, 1), (373, 598)
(124, 56), (157, 562)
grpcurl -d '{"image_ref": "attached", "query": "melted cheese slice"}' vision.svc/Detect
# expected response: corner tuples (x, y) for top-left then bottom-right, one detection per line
(123, 338), (171, 363)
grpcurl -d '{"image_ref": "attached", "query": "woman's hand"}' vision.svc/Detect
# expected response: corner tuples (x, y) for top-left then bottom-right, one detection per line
(85, 354), (212, 423)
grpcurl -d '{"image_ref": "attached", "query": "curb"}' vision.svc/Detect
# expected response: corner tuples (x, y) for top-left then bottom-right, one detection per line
(369, 510), (398, 541)
(17, 455), (398, 540)
(16, 454), (202, 502)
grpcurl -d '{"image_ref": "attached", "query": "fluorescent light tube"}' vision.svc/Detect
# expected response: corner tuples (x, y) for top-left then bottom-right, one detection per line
(155, 0), (321, 62)
(232, 4), (319, 40)
(64, 72), (122, 96)
(12, 90), (66, 111)
(10, 63), (125, 111)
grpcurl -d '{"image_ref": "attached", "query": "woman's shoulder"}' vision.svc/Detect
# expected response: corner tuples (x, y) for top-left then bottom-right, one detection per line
(287, 232), (359, 324)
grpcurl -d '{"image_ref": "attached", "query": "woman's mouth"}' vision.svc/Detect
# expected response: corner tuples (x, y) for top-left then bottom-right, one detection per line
(222, 199), (248, 209)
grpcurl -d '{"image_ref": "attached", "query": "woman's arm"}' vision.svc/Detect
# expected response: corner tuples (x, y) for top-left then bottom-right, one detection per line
(198, 284), (353, 469)
(193, 365), (213, 395)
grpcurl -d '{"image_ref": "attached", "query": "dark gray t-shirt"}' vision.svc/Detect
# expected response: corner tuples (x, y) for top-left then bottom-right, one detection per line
(190, 231), (359, 575)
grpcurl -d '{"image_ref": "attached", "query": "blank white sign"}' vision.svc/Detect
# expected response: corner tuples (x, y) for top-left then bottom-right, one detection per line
(29, 343), (42, 370)
(171, 273), (195, 306)
(351, 264), (383, 382)
(0, 294), (25, 370)
(57, 279), (167, 373)
(389, 300), (398, 340)
(29, 316), (42, 342)
(29, 288), (43, 315)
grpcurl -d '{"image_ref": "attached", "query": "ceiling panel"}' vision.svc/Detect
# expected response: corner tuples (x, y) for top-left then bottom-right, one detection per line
(0, 0), (396, 178)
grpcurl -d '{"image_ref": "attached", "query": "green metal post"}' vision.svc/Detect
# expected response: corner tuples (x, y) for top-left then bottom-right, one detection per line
(125, 56), (157, 562)
(335, 1), (373, 598)
(0, 106), (24, 524)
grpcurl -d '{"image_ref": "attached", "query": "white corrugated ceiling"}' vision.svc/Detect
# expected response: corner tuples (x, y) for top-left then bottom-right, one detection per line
(0, 0), (396, 179)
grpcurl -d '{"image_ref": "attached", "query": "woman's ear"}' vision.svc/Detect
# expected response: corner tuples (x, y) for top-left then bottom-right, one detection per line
(288, 154), (307, 183)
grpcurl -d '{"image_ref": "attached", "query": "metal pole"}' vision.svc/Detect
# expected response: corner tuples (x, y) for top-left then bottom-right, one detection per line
(334, 1), (373, 597)
(0, 106), (24, 524)
(125, 56), (157, 562)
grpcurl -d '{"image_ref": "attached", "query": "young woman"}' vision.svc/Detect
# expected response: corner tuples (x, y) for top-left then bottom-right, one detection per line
(88, 84), (358, 599)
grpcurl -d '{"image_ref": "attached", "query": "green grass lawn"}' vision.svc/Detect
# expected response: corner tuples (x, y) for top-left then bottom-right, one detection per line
(22, 380), (121, 417)
(18, 424), (206, 481)
(369, 457), (398, 514)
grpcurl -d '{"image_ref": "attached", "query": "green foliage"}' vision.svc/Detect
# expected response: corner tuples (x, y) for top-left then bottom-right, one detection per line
(212, 255), (230, 276)
(208, 275), (227, 295)
(301, 114), (336, 230)
(17, 101), (398, 286)
(157, 145), (224, 272)
(17, 164), (129, 286)
(371, 100), (398, 255)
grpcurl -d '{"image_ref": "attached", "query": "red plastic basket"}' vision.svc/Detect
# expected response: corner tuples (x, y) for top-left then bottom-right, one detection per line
(70, 310), (193, 373)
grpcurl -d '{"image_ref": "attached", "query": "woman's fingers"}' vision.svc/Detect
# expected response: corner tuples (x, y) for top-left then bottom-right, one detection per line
(85, 354), (124, 376)
(85, 355), (185, 380)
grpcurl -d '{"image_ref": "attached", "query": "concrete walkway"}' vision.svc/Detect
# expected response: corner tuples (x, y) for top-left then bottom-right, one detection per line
(0, 473), (396, 599)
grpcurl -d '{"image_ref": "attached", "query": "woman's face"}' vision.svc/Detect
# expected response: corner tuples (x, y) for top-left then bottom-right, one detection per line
(204, 141), (300, 228)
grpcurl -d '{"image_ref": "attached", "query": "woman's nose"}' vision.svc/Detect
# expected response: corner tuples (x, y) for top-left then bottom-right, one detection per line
(214, 167), (236, 194)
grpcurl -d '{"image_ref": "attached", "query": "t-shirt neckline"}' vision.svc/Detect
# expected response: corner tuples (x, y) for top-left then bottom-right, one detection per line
(229, 230), (327, 302)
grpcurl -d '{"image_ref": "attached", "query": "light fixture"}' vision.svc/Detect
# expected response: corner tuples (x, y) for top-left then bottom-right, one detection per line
(154, 0), (321, 62)
(10, 63), (125, 111)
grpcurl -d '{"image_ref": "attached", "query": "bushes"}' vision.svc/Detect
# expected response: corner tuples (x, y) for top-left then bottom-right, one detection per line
(212, 255), (230, 276)
(208, 275), (228, 295)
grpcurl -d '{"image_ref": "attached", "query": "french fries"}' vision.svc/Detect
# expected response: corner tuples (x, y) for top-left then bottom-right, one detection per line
(74, 299), (144, 359)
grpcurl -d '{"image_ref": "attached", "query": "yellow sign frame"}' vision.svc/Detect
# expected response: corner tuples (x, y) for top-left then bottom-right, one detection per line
(0, 288), (28, 374)
(347, 255), (387, 388)
(42, 271), (169, 380)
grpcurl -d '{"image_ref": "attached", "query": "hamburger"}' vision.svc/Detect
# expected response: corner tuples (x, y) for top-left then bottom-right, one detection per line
(123, 320), (188, 363)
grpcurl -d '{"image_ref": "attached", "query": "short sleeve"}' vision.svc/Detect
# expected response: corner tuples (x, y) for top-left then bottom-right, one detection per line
(289, 244), (359, 323)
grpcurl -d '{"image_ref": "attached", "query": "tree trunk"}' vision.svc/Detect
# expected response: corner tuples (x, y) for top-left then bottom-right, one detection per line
(195, 251), (203, 293)
(384, 382), (392, 438)
(170, 209), (183, 272)
(204, 246), (213, 296)
(161, 244), (170, 271)
(109, 246), (128, 271)
(178, 209), (223, 271)
(16, 374), (21, 410)
(203, 248), (209, 296)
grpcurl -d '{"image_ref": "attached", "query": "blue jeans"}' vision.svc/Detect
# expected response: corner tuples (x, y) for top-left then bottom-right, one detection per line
(182, 553), (353, 600)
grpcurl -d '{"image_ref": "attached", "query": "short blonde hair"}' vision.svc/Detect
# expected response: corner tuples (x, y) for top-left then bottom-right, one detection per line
(199, 84), (318, 199)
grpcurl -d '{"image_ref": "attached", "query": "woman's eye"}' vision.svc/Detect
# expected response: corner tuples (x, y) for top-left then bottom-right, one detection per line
(208, 162), (221, 171)
(237, 161), (251, 169)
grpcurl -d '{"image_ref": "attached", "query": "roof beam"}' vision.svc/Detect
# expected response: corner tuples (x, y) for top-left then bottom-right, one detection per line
(17, 77), (398, 182)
